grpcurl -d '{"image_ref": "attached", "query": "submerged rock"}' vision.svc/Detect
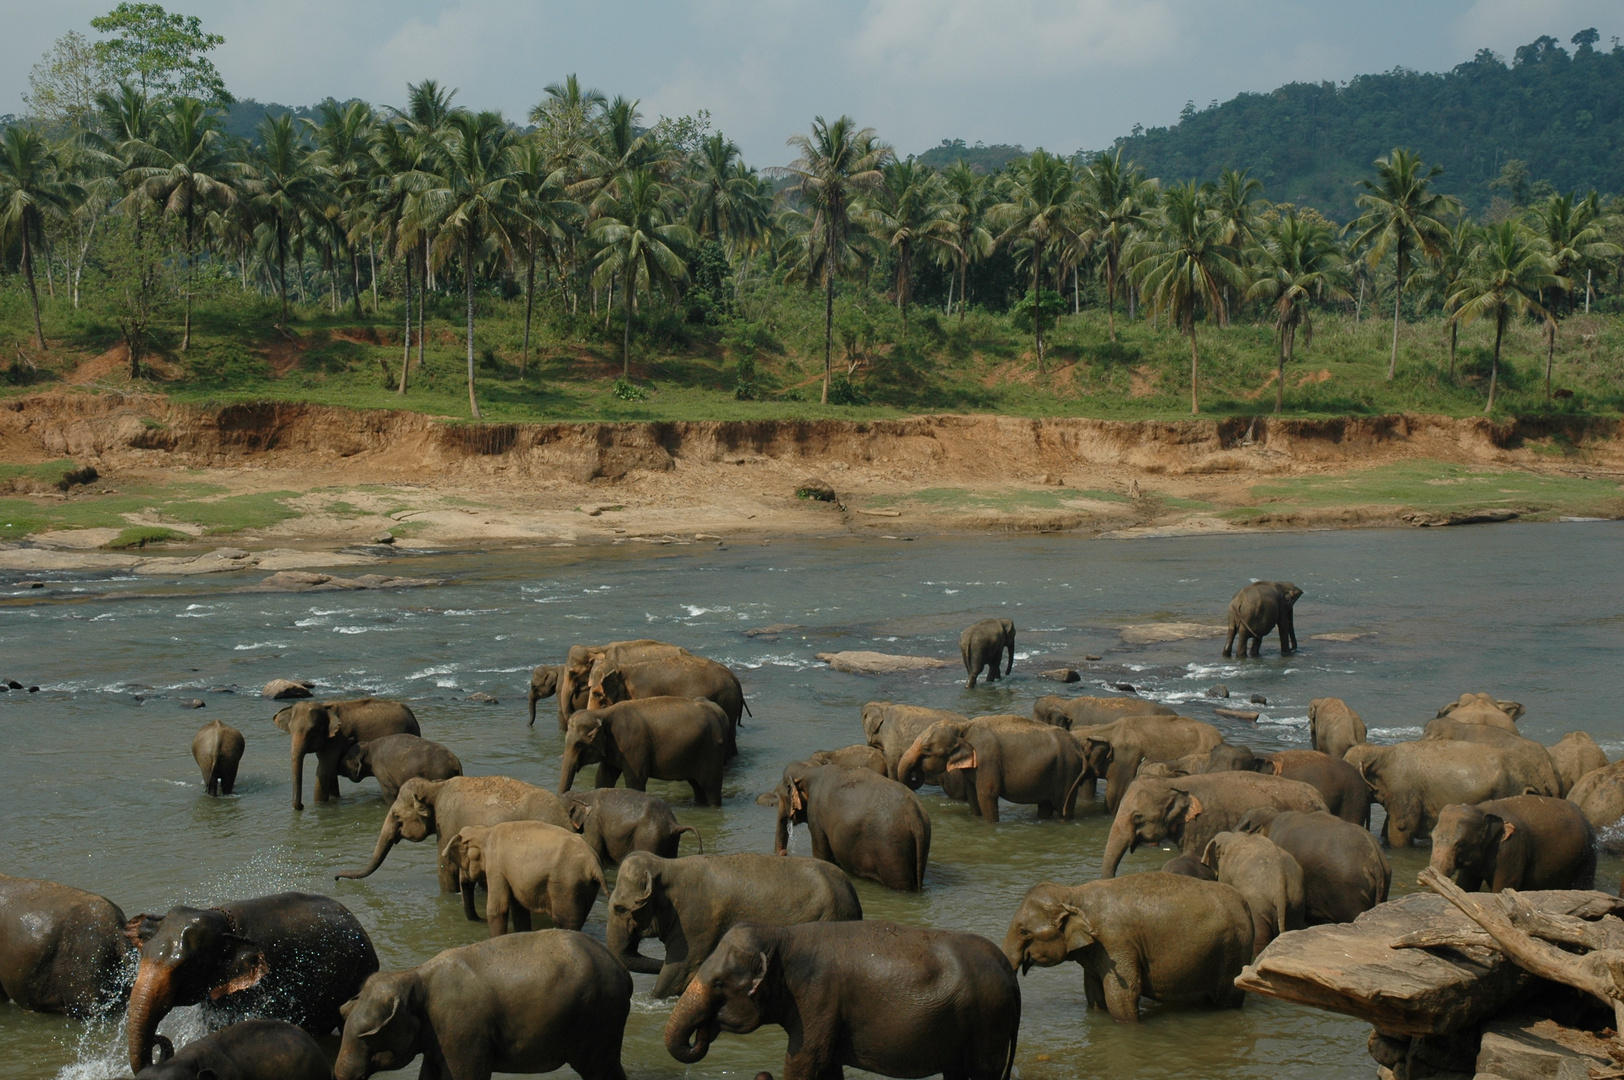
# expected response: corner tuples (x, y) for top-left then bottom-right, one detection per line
(815, 651), (952, 674)
(1039, 668), (1081, 683)
(1119, 622), (1227, 645)
(235, 571), (436, 594)
(262, 679), (314, 700)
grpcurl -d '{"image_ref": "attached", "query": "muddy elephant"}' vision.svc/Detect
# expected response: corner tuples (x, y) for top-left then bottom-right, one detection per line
(1032, 694), (1176, 730)
(605, 851), (861, 999)
(0, 874), (133, 1017)
(1429, 795), (1597, 892)
(1073, 714), (1225, 813)
(192, 719), (245, 797)
(1100, 773), (1328, 877)
(273, 697), (419, 810)
(589, 656), (748, 758)
(899, 714), (1088, 823)
(1161, 853), (1218, 880)
(339, 733), (462, 802)
(1569, 760), (1624, 837)
(1308, 697), (1367, 760)
(1421, 718), (1564, 797)
(665, 920), (1020, 1080)
(1436, 692), (1523, 730)
(564, 788), (702, 863)
(808, 743), (889, 774)
(527, 664), (585, 728)
(1200, 831), (1306, 955)
(960, 617), (1016, 688)
(1223, 580), (1302, 658)
(860, 701), (968, 781)
(127, 892), (377, 1075)
(1256, 750), (1370, 827)
(773, 760), (931, 891)
(1346, 738), (1559, 847)
(1003, 876), (1251, 1022)
(1548, 731), (1608, 796)
(442, 821), (605, 935)
(136, 1020), (330, 1080)
(336, 775), (571, 892)
(549, 639), (689, 731)
(1234, 808), (1390, 924)
(559, 697), (727, 806)
(335, 930), (630, 1080)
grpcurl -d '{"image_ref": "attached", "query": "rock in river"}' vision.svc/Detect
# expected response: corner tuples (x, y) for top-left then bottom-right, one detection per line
(815, 651), (952, 674)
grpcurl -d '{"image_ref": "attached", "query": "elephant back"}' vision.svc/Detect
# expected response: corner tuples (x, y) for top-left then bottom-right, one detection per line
(212, 893), (378, 1032)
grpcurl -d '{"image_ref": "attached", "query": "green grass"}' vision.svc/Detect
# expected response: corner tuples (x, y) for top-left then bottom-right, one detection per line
(0, 460), (81, 486)
(1229, 461), (1624, 519)
(107, 526), (188, 549)
(865, 486), (1135, 512)
(0, 484), (300, 542)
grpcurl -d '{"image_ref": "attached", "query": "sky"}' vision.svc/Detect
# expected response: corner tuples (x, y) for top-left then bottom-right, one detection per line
(3, 0), (1621, 165)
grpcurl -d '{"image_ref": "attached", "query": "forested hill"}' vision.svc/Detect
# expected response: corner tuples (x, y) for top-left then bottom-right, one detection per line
(1107, 31), (1624, 221)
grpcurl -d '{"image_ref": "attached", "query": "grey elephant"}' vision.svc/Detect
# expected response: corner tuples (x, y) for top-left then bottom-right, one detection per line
(1003, 875), (1251, 1022)
(191, 718), (245, 797)
(558, 696), (727, 806)
(1422, 718), (1565, 796)
(527, 664), (585, 728)
(1073, 714), (1224, 813)
(1429, 794), (1596, 892)
(441, 821), (606, 935)
(563, 788), (702, 863)
(1234, 808), (1390, 924)
(272, 697), (419, 810)
(773, 760), (931, 891)
(0, 873), (133, 1017)
(588, 655), (748, 758)
(808, 743), (889, 774)
(898, 714), (1088, 822)
(1548, 731), (1607, 796)
(960, 617), (1016, 688)
(339, 733), (462, 802)
(860, 701), (968, 781)
(1436, 692), (1523, 730)
(1569, 759), (1624, 836)
(337, 775), (571, 892)
(1345, 738), (1559, 847)
(1200, 831), (1306, 955)
(547, 639), (689, 730)
(1249, 749), (1370, 827)
(1161, 852), (1218, 880)
(135, 1020), (329, 1080)
(1032, 694), (1175, 730)
(1223, 581), (1302, 657)
(605, 851), (861, 998)
(1308, 697), (1367, 759)
(335, 930), (631, 1080)
(1101, 773), (1328, 877)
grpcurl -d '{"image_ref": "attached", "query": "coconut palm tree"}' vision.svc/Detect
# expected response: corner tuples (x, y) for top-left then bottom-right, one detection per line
(780, 116), (891, 403)
(1413, 216), (1478, 378)
(990, 148), (1078, 372)
(1527, 191), (1620, 315)
(307, 99), (377, 318)
(509, 138), (576, 374)
(246, 113), (321, 326)
(586, 167), (693, 375)
(0, 126), (82, 349)
(1128, 180), (1244, 414)
(1347, 148), (1456, 380)
(940, 161), (993, 323)
(1079, 149), (1154, 341)
(861, 158), (955, 323)
(367, 118), (436, 394)
(1246, 211), (1349, 412)
(1445, 221), (1564, 413)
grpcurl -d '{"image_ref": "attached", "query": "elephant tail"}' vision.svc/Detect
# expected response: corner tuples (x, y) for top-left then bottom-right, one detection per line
(741, 696), (752, 719)
(673, 825), (704, 853)
(1062, 767), (1090, 818)
(1000, 997), (1021, 1080)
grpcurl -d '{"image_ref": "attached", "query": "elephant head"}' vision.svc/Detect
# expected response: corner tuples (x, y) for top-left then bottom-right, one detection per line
(336, 778), (441, 880)
(1232, 806), (1281, 835)
(896, 720), (975, 789)
(586, 664), (630, 710)
(338, 741), (370, 783)
(274, 701), (344, 810)
(1205, 744), (1262, 773)
(440, 827), (489, 922)
(665, 926), (777, 1064)
(773, 762), (817, 855)
(334, 971), (426, 1080)
(1075, 736), (1114, 785)
(527, 665), (560, 728)
(1345, 745), (1423, 847)
(126, 907), (271, 1074)
(860, 702), (892, 747)
(1101, 779), (1202, 877)
(1428, 804), (1508, 888)
(559, 710), (611, 793)
(604, 853), (665, 975)
(1279, 583), (1304, 609)
(1002, 883), (1096, 974)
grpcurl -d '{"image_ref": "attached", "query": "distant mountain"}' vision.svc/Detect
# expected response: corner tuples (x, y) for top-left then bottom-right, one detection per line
(914, 139), (1028, 174)
(220, 98), (332, 142)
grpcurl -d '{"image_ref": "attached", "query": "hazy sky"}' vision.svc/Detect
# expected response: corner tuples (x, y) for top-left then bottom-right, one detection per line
(3, 0), (1620, 164)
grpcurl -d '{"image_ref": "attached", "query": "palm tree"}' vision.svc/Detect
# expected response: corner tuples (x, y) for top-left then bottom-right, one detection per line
(0, 126), (82, 349)
(780, 116), (890, 403)
(1079, 150), (1154, 340)
(940, 161), (993, 323)
(1128, 181), (1244, 414)
(1347, 148), (1455, 380)
(1246, 211), (1349, 412)
(1211, 168), (1263, 323)
(509, 138), (576, 374)
(862, 159), (955, 323)
(1528, 191), (1620, 315)
(1413, 216), (1478, 378)
(367, 118), (435, 393)
(247, 113), (321, 326)
(1445, 221), (1564, 412)
(307, 99), (377, 319)
(587, 167), (694, 375)
(990, 148), (1078, 372)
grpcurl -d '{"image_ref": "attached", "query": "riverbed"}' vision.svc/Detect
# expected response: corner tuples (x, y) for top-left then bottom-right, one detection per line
(2, 522), (1620, 1080)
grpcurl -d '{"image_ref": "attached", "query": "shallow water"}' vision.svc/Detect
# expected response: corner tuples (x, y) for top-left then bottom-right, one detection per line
(2, 523), (1621, 1080)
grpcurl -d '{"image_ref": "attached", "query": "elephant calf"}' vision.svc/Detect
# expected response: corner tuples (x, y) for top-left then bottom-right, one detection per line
(1235, 808), (1390, 924)
(1003, 875), (1252, 1022)
(339, 732), (462, 802)
(442, 821), (606, 935)
(861, 701), (968, 781)
(1309, 697), (1367, 760)
(960, 617), (1016, 688)
(1429, 794), (1597, 892)
(1436, 692), (1523, 731)
(774, 760), (931, 891)
(1033, 694), (1176, 730)
(564, 788), (702, 863)
(559, 696), (728, 806)
(1223, 580), (1302, 657)
(807, 743), (889, 774)
(191, 718), (244, 796)
(1074, 714), (1225, 814)
(1548, 731), (1608, 796)
(274, 697), (419, 810)
(336, 930), (631, 1080)
(900, 714), (1088, 823)
(0, 873), (132, 1018)
(136, 1020), (329, 1080)
(588, 655), (748, 758)
(1200, 831), (1306, 955)
(1102, 773), (1328, 877)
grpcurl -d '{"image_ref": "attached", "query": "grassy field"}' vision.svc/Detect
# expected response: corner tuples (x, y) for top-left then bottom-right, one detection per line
(0, 462), (300, 543)
(1226, 461), (1624, 522)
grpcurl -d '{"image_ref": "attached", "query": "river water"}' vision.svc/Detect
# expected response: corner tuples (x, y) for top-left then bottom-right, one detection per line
(1, 523), (1621, 1080)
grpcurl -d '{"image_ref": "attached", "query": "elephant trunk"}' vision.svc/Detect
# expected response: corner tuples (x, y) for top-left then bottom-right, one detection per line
(664, 978), (721, 1064)
(606, 916), (663, 975)
(896, 738), (928, 790)
(558, 748), (579, 794)
(774, 798), (790, 856)
(128, 958), (177, 1075)
(337, 811), (402, 880)
(1100, 812), (1134, 878)
(291, 745), (306, 811)
(528, 682), (539, 727)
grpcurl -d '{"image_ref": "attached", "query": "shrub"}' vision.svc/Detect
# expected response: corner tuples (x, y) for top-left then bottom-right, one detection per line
(734, 356), (758, 400)
(184, 342), (272, 386)
(827, 373), (866, 406)
(611, 376), (646, 401)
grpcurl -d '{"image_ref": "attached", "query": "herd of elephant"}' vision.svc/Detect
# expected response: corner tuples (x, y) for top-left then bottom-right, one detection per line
(5, 586), (1624, 1080)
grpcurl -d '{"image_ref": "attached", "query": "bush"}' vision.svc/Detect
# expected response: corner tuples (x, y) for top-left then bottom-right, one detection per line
(721, 318), (781, 354)
(611, 376), (646, 401)
(827, 374), (866, 406)
(185, 342), (272, 386)
(734, 356), (758, 401)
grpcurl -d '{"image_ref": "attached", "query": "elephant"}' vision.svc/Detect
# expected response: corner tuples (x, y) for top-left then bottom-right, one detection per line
(1548, 731), (1608, 796)
(1436, 692), (1524, 730)
(527, 664), (585, 729)
(1002, 875), (1251, 1022)
(338, 733), (462, 802)
(1161, 852), (1218, 880)
(336, 775), (571, 893)
(1429, 795), (1597, 892)
(549, 639), (689, 731)
(588, 655), (748, 758)
(898, 714), (1088, 823)
(558, 697), (727, 806)
(665, 920), (1020, 1080)
(1308, 697), (1367, 760)
(441, 821), (606, 935)
(1100, 773), (1328, 877)
(0, 873), (133, 1017)
(192, 719), (245, 797)
(605, 851), (861, 999)
(1569, 760), (1624, 837)
(960, 617), (1016, 688)
(1256, 750), (1371, 827)
(1421, 718), (1566, 797)
(127, 892), (377, 1075)
(860, 701), (968, 781)
(334, 930), (631, 1080)
(807, 743), (889, 774)
(563, 788), (702, 863)
(773, 760), (931, 891)
(1345, 738), (1560, 847)
(135, 1020), (329, 1080)
(1073, 714), (1225, 813)
(1200, 831), (1306, 955)
(1223, 580), (1302, 657)
(1032, 694), (1176, 730)
(272, 697), (419, 810)
(1234, 808), (1390, 924)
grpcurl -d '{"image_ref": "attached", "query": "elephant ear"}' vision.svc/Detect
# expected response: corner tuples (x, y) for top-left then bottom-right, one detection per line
(210, 935), (269, 1000)
(123, 913), (165, 948)
(789, 778), (808, 814)
(1058, 902), (1098, 951)
(340, 996), (359, 1021)
(1199, 837), (1221, 869)
(272, 706), (294, 732)
(747, 950), (772, 998)
(323, 708), (344, 739)
(1491, 815), (1514, 842)
(1173, 790), (1204, 823)
(357, 994), (400, 1039)
(567, 800), (593, 829)
(946, 746), (979, 771)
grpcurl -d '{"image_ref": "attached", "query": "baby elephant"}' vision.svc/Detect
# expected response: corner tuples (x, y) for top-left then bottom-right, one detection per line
(1200, 831), (1306, 955)
(559, 696), (728, 805)
(1429, 794), (1597, 892)
(961, 617), (1016, 688)
(564, 788), (703, 863)
(340, 733), (462, 802)
(1223, 580), (1302, 657)
(774, 760), (931, 891)
(191, 719), (245, 796)
(136, 1020), (329, 1080)
(441, 821), (606, 935)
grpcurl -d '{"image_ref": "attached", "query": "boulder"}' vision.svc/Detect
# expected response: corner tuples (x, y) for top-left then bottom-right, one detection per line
(1474, 1014), (1611, 1080)
(234, 571), (436, 593)
(745, 623), (803, 638)
(1039, 668), (1081, 683)
(262, 679), (314, 700)
(467, 692), (499, 704)
(1207, 684), (1230, 698)
(815, 651), (952, 674)
(1119, 622), (1227, 644)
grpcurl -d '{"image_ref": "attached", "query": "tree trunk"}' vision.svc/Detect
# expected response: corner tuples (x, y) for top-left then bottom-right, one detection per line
(465, 234), (481, 419)
(277, 230), (290, 326)
(397, 255), (412, 395)
(622, 269), (632, 378)
(1032, 243), (1046, 375)
(822, 267), (833, 405)
(1585, 268), (1592, 314)
(21, 227), (46, 351)
(1276, 329), (1288, 414)
(181, 204), (194, 351)
(521, 236), (536, 379)
(350, 246), (363, 319)
(945, 270), (953, 316)
(370, 241), (379, 314)
(1189, 323), (1201, 415)
(959, 255), (969, 325)
(1387, 270), (1403, 380)
(1106, 258), (1117, 341)
(1486, 311), (1503, 414)
(1355, 276), (1364, 323)
(1545, 319), (1556, 408)
(1448, 321), (1458, 379)
(416, 245), (425, 371)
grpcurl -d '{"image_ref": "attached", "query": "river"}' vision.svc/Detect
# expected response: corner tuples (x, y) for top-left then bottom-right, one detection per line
(2, 522), (1620, 1079)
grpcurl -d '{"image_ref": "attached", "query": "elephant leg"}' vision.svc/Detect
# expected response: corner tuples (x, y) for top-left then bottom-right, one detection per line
(976, 779), (1000, 824)
(1278, 622), (1292, 655)
(486, 882), (510, 937)
(594, 763), (623, 789)
(622, 771), (647, 792)
(314, 743), (348, 803)
(780, 1043), (839, 1080)
(509, 905), (533, 933)
(1080, 963), (1106, 1012)
(462, 882), (482, 922)
(220, 760), (239, 796)
(438, 851), (459, 895)
(1036, 801), (1055, 819)
(1100, 950), (1143, 1022)
(1223, 625), (1237, 658)
(570, 1041), (629, 1080)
